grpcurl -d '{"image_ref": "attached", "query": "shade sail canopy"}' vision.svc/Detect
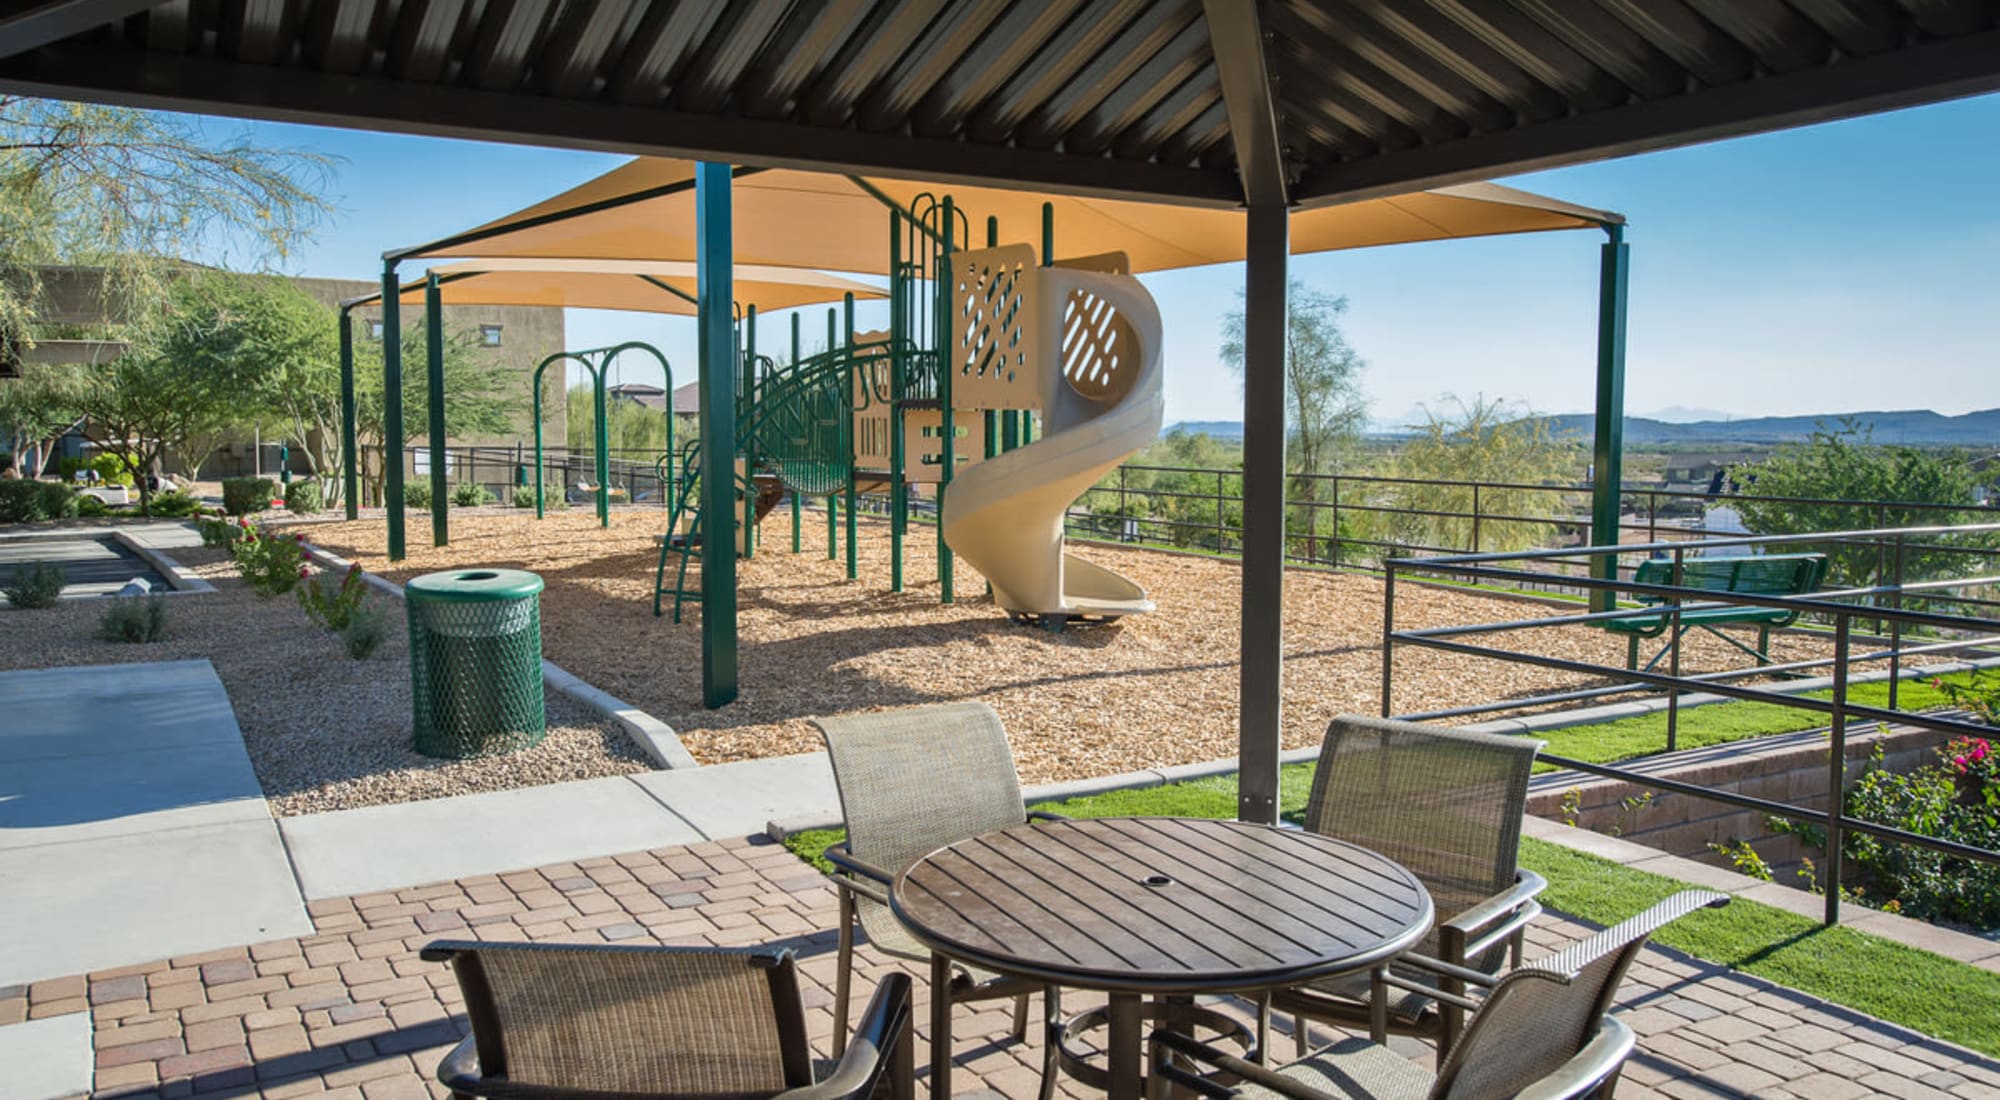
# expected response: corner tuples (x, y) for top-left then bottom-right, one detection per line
(341, 259), (884, 314)
(399, 160), (1619, 276)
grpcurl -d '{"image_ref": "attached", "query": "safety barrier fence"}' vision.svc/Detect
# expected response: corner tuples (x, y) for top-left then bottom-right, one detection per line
(1380, 523), (2000, 925)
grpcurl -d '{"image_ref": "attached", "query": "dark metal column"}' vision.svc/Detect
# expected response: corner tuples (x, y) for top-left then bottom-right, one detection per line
(696, 162), (738, 708)
(338, 307), (358, 521)
(381, 261), (405, 562)
(1238, 203), (1289, 825)
(1590, 225), (1631, 613)
(425, 272), (449, 547)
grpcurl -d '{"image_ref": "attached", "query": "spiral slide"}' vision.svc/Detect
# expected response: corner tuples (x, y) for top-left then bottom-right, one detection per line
(942, 266), (1165, 624)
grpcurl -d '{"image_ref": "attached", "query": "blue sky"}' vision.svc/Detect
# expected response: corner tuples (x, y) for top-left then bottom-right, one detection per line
(209, 90), (2000, 427)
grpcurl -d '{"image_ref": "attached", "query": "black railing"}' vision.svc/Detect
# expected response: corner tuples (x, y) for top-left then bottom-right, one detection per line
(1381, 522), (2000, 926)
(390, 444), (676, 507)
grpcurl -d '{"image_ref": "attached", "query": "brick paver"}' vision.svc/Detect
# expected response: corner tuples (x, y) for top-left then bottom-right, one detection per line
(16, 834), (1999, 1100)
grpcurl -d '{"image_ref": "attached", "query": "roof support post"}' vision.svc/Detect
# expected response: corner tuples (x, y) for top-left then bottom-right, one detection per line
(1237, 200), (1289, 826)
(425, 271), (449, 547)
(696, 161), (738, 709)
(1589, 225), (1630, 613)
(382, 259), (406, 562)
(339, 306), (358, 521)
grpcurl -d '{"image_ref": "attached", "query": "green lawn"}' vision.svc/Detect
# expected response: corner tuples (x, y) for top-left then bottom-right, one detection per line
(784, 758), (2000, 1057)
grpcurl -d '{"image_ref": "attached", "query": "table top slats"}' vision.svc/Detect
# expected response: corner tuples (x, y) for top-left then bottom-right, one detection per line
(970, 831), (1238, 972)
(892, 818), (1434, 993)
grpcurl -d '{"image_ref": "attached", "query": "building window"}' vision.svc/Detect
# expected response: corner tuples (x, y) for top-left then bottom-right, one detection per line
(367, 319), (385, 340)
(479, 324), (504, 347)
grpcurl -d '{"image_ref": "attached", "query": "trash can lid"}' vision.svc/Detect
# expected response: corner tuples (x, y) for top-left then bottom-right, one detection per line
(406, 568), (544, 603)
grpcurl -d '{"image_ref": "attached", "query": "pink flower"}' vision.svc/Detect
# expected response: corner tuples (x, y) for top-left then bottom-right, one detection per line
(297, 566), (309, 578)
(1954, 756), (1968, 772)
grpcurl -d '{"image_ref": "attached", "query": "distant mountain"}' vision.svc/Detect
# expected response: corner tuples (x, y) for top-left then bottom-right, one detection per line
(1538, 408), (2000, 447)
(1642, 405), (1736, 424)
(1163, 420), (1244, 441)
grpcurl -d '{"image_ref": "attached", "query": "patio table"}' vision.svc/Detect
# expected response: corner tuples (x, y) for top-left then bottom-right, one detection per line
(890, 816), (1433, 1100)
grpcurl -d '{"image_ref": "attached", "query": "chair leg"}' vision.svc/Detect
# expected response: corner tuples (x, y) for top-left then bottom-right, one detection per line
(1254, 995), (1271, 1065)
(1037, 987), (1061, 1100)
(1294, 1012), (1309, 1060)
(890, 1010), (916, 1100)
(833, 889), (856, 1058)
(1011, 992), (1030, 1042)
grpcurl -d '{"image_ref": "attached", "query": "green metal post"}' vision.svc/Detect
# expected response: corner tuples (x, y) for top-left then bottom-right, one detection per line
(1041, 201), (1054, 263)
(338, 307), (358, 520)
(745, 305), (759, 558)
(827, 494), (837, 559)
(1590, 224), (1630, 614)
(382, 261), (405, 561)
(593, 353), (610, 528)
(791, 312), (801, 553)
(531, 360), (547, 519)
(843, 293), (857, 581)
(937, 198), (956, 603)
(695, 162), (737, 708)
(425, 272), (449, 547)
(889, 213), (906, 592)
(827, 308), (840, 564)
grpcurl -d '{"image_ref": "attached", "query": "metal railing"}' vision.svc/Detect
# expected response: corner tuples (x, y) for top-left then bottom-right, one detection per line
(1380, 522), (2000, 925)
(389, 444), (676, 506)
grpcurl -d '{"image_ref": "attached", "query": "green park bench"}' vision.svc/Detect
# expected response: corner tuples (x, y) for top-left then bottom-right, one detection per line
(1604, 552), (1828, 671)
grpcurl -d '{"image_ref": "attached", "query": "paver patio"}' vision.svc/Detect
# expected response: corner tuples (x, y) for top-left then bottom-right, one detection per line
(7, 833), (1996, 1100)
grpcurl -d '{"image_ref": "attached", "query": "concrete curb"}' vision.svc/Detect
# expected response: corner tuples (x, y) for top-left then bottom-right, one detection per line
(109, 529), (216, 595)
(296, 540), (700, 770)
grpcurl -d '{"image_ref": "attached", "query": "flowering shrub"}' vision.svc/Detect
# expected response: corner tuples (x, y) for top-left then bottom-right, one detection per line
(1935, 673), (2000, 727)
(298, 562), (369, 630)
(228, 521), (306, 597)
(198, 515), (252, 548)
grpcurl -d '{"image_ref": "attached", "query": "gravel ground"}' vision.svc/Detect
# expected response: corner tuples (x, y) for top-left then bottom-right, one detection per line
(298, 510), (1840, 783)
(0, 535), (650, 815)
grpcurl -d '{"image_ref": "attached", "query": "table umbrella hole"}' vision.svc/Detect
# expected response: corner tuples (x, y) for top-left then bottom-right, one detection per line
(1142, 874), (1173, 888)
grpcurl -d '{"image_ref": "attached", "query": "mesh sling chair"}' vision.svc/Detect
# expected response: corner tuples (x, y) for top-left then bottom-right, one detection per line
(1157, 891), (1731, 1100)
(421, 940), (914, 1100)
(813, 702), (1061, 1088)
(1269, 715), (1547, 1063)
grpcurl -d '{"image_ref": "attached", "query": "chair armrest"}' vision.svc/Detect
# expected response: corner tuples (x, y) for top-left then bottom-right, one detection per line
(779, 974), (913, 1100)
(1511, 1017), (1636, 1100)
(1026, 810), (1068, 823)
(824, 843), (894, 905)
(1150, 1030), (1345, 1100)
(1441, 870), (1547, 944)
(434, 1034), (483, 1093)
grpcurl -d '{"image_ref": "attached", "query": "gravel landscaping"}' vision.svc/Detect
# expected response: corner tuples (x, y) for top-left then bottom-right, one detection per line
(299, 510), (1837, 784)
(0, 532), (649, 815)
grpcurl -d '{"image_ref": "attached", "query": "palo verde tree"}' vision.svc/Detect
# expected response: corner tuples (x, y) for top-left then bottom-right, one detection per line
(1360, 395), (1582, 559)
(1733, 420), (1987, 587)
(1, 97), (334, 350)
(1220, 281), (1369, 559)
(350, 323), (525, 504)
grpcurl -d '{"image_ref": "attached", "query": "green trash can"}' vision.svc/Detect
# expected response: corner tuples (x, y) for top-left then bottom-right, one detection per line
(405, 568), (546, 758)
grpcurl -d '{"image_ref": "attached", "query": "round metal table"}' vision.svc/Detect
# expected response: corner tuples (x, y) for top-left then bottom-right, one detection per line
(891, 816), (1434, 1100)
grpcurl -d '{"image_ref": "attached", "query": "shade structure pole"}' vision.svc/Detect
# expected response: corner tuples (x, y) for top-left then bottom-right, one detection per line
(1589, 224), (1631, 614)
(338, 307), (358, 520)
(382, 260), (406, 562)
(425, 272), (449, 547)
(743, 304), (757, 558)
(843, 292), (858, 581)
(696, 162), (738, 708)
(1237, 202), (1289, 826)
(594, 353), (610, 527)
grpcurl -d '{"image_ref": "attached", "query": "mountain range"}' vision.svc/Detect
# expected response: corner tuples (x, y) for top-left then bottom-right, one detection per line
(1163, 408), (2000, 447)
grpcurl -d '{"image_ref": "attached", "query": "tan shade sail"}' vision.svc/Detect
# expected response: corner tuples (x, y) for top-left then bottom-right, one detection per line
(399, 159), (1620, 275)
(341, 259), (884, 314)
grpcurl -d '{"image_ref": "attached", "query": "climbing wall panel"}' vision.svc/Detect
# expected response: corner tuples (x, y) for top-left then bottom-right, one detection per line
(951, 244), (1040, 412)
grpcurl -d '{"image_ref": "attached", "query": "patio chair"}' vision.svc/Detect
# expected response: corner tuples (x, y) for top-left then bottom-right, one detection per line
(1155, 890), (1730, 1100)
(420, 940), (913, 1100)
(814, 702), (1061, 1081)
(1270, 715), (1547, 1062)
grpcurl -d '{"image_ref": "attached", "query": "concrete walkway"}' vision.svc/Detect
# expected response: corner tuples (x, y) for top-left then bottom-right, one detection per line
(0, 662), (313, 988)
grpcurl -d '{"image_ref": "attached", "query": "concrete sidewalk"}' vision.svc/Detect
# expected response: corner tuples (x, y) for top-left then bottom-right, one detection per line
(0, 662), (312, 989)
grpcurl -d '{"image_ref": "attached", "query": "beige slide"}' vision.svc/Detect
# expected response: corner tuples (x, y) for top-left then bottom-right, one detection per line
(941, 266), (1164, 623)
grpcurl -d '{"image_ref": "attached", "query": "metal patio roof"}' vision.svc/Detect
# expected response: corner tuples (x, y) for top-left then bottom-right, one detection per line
(2, 1), (1996, 210)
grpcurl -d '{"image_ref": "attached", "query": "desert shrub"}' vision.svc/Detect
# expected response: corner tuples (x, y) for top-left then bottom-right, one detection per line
(341, 605), (388, 659)
(146, 490), (202, 517)
(228, 525), (306, 597)
(221, 476), (277, 516)
(298, 563), (369, 630)
(37, 480), (78, 520)
(403, 478), (431, 511)
(198, 515), (252, 548)
(286, 480), (324, 515)
(75, 495), (111, 517)
(4, 561), (66, 608)
(512, 486), (536, 509)
(452, 482), (494, 507)
(0, 480), (44, 521)
(99, 596), (170, 642)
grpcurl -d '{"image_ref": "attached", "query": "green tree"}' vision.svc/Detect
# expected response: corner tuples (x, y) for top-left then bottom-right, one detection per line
(1732, 421), (1986, 586)
(2, 97), (334, 349)
(0, 361), (86, 477)
(1220, 281), (1369, 482)
(350, 324), (523, 504)
(1360, 395), (1582, 559)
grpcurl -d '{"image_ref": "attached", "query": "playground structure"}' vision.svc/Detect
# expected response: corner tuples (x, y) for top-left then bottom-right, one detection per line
(649, 199), (1166, 631)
